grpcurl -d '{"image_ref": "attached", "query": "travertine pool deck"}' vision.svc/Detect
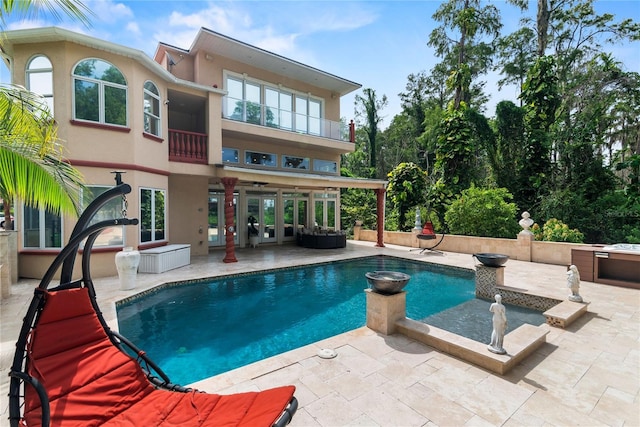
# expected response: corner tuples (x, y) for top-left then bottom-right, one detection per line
(1, 241), (638, 426)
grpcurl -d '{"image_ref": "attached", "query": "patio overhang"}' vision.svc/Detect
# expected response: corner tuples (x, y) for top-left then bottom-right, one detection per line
(213, 165), (387, 190)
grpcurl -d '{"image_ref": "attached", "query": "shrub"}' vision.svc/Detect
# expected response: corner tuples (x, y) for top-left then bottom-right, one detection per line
(444, 186), (519, 238)
(533, 218), (584, 243)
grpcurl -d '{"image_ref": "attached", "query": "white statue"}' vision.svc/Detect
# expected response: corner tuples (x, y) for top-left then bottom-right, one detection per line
(567, 265), (583, 302)
(519, 211), (534, 235)
(488, 294), (507, 354)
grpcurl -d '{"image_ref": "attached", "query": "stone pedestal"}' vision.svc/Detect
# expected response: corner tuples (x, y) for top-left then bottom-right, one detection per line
(516, 231), (533, 262)
(365, 289), (406, 335)
(0, 231), (17, 299)
(475, 265), (505, 299)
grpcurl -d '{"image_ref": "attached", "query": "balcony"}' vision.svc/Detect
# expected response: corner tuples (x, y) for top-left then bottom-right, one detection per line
(223, 97), (355, 143)
(168, 129), (208, 164)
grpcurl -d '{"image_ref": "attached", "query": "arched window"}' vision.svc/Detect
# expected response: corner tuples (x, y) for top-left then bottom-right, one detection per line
(73, 58), (127, 126)
(143, 80), (161, 137)
(26, 55), (54, 114)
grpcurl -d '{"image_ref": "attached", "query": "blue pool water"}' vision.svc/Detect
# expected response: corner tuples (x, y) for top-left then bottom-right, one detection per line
(117, 256), (475, 385)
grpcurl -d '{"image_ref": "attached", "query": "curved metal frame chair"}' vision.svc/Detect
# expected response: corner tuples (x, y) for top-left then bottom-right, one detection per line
(8, 181), (297, 427)
(412, 221), (445, 254)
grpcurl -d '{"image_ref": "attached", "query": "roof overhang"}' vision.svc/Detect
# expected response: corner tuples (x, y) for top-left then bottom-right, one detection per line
(182, 27), (361, 97)
(216, 166), (386, 190)
(0, 27), (225, 96)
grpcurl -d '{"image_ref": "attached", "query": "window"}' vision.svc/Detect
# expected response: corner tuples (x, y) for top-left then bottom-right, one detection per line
(245, 151), (276, 167)
(81, 186), (124, 247)
(282, 155), (309, 170)
(222, 148), (239, 163)
(22, 205), (62, 249)
(140, 188), (166, 243)
(26, 55), (54, 114)
(73, 58), (127, 126)
(143, 81), (161, 137)
(223, 73), (321, 133)
(314, 193), (337, 231)
(313, 159), (337, 173)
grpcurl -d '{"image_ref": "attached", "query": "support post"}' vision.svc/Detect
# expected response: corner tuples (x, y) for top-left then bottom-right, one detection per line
(365, 289), (406, 335)
(221, 177), (238, 263)
(375, 188), (385, 247)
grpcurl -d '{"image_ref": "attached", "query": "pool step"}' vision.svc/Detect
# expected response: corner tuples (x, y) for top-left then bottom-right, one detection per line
(395, 318), (548, 375)
(543, 300), (589, 328)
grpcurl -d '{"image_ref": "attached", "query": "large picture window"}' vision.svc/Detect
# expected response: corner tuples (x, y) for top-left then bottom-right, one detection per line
(73, 58), (127, 126)
(22, 205), (62, 249)
(26, 55), (54, 114)
(223, 73), (321, 133)
(140, 188), (166, 243)
(143, 80), (161, 137)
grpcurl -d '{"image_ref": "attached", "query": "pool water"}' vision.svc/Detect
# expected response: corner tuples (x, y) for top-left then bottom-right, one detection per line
(117, 256), (475, 385)
(421, 299), (546, 343)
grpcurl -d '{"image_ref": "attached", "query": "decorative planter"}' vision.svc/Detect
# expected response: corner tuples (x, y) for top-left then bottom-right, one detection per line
(249, 235), (259, 248)
(115, 247), (140, 290)
(365, 271), (411, 295)
(473, 253), (509, 267)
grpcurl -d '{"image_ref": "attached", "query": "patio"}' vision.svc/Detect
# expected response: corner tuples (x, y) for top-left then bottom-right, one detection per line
(1, 241), (638, 426)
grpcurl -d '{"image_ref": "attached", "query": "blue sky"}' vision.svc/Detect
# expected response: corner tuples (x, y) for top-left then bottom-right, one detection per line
(2, 0), (639, 128)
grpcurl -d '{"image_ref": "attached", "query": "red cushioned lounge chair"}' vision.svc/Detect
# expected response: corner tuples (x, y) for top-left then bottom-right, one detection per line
(8, 180), (297, 427)
(413, 221), (445, 254)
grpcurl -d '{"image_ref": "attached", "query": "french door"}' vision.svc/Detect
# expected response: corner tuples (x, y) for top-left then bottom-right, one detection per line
(247, 194), (277, 244)
(208, 191), (237, 247)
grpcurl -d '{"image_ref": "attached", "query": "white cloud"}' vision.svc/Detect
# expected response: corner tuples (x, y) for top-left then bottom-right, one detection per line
(126, 21), (140, 35)
(87, 0), (134, 24)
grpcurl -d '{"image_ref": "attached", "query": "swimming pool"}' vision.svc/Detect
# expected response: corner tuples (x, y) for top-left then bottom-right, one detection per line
(117, 256), (475, 385)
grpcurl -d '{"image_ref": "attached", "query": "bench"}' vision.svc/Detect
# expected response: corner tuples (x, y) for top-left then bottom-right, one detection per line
(139, 244), (191, 273)
(543, 300), (589, 328)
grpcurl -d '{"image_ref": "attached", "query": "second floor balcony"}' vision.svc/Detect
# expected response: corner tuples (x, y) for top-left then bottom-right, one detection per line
(223, 96), (355, 143)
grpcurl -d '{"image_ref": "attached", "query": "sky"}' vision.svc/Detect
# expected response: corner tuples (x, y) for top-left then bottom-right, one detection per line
(2, 0), (639, 129)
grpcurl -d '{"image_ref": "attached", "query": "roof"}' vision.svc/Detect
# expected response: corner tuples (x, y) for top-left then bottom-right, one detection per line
(218, 166), (387, 190)
(0, 27), (225, 96)
(169, 27), (362, 97)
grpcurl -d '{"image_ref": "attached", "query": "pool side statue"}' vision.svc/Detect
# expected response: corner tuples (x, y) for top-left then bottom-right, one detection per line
(567, 264), (583, 302)
(487, 294), (507, 354)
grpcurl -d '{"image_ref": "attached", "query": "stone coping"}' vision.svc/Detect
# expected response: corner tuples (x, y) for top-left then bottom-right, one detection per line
(395, 318), (549, 375)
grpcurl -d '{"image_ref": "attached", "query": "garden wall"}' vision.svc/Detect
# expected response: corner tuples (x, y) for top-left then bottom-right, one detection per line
(354, 227), (579, 266)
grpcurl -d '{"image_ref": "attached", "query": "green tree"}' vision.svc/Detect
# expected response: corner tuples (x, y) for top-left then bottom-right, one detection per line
(518, 56), (560, 212)
(428, 0), (502, 110)
(386, 162), (428, 231)
(490, 101), (525, 194)
(354, 88), (387, 175)
(495, 27), (537, 99)
(444, 186), (519, 238)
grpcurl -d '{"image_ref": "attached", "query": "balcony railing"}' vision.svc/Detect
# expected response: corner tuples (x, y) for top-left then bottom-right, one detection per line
(168, 129), (208, 164)
(223, 96), (355, 143)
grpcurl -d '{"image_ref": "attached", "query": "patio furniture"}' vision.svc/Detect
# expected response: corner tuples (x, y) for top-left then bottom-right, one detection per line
(411, 221), (444, 254)
(297, 231), (347, 249)
(8, 182), (297, 427)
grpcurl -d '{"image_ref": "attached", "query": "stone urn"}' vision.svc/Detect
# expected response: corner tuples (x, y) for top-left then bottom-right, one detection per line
(115, 247), (140, 290)
(365, 271), (411, 295)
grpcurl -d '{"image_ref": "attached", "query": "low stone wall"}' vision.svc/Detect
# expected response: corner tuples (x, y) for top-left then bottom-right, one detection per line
(355, 227), (579, 266)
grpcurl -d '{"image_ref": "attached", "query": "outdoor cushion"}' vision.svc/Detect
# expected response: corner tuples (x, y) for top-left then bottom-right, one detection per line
(23, 287), (295, 426)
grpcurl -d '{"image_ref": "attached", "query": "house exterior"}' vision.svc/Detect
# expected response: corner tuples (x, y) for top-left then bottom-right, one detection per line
(2, 26), (386, 279)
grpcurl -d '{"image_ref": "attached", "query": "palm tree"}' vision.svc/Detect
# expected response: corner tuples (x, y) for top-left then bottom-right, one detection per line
(0, 86), (85, 229)
(1, 0), (92, 229)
